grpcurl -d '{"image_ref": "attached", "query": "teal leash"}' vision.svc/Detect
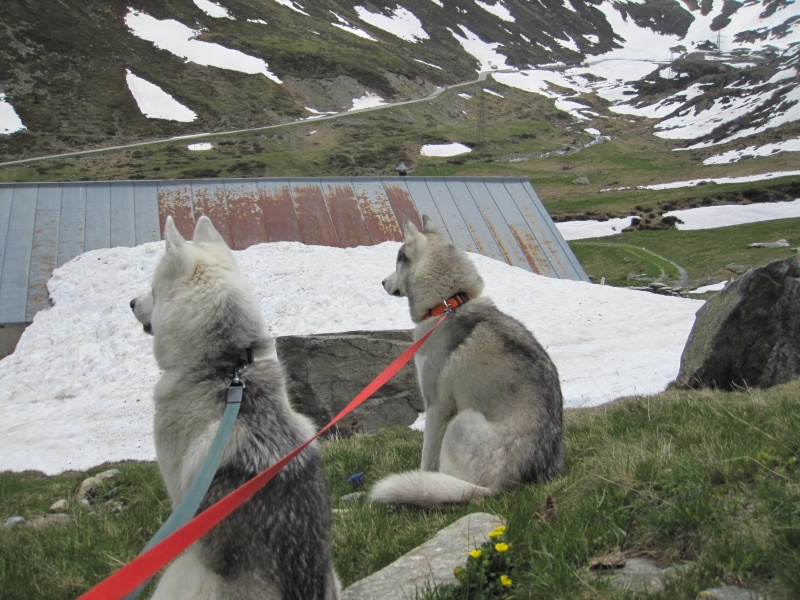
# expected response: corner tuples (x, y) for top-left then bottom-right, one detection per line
(125, 349), (253, 599)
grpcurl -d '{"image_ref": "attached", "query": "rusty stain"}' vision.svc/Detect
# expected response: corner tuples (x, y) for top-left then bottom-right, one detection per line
(192, 182), (233, 248)
(354, 184), (400, 243)
(258, 183), (303, 242)
(383, 183), (419, 235)
(465, 222), (491, 257)
(157, 184), (194, 239)
(509, 225), (544, 275)
(27, 209), (59, 319)
(224, 182), (265, 250)
(325, 184), (372, 247)
(484, 219), (520, 270)
(291, 184), (338, 247)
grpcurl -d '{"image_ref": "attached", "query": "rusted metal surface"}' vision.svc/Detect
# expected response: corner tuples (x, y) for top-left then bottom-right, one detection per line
(383, 181), (421, 232)
(0, 176), (587, 325)
(157, 181), (194, 239)
(503, 181), (587, 280)
(352, 179), (402, 243)
(224, 180), (264, 251)
(257, 180), (303, 243)
(290, 182), (339, 247)
(192, 180), (233, 247)
(325, 183), (373, 247)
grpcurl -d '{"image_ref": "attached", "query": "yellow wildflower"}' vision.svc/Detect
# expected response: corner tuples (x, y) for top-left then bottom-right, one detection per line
(488, 529), (503, 539)
(494, 526), (506, 534)
(495, 542), (509, 553)
(500, 574), (512, 587)
(454, 567), (462, 575)
(468, 549), (482, 559)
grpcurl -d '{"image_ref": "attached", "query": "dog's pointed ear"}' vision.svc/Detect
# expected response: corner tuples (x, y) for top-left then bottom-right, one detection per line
(164, 216), (185, 250)
(421, 215), (439, 234)
(403, 217), (426, 259)
(193, 216), (226, 245)
(404, 217), (422, 240)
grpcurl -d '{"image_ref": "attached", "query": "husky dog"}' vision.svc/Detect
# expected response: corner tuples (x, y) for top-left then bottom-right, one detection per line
(369, 215), (564, 507)
(131, 216), (340, 600)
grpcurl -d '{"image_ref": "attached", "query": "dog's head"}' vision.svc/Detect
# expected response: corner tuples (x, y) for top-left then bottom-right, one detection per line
(383, 215), (484, 323)
(130, 215), (225, 336)
(130, 215), (269, 369)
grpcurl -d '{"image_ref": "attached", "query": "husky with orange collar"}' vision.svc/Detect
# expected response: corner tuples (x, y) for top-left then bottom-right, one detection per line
(370, 215), (564, 506)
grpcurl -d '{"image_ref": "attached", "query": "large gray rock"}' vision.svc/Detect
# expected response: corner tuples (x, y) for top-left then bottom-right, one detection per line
(677, 256), (800, 390)
(342, 513), (504, 600)
(276, 330), (423, 434)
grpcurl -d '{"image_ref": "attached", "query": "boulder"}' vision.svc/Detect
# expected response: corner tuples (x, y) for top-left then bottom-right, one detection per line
(677, 256), (800, 390)
(276, 330), (423, 435)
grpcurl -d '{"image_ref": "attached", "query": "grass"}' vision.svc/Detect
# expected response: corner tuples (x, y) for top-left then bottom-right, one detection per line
(571, 218), (800, 287)
(2, 381), (800, 599)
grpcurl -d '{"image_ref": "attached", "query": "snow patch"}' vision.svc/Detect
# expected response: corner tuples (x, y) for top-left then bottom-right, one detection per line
(125, 70), (197, 122)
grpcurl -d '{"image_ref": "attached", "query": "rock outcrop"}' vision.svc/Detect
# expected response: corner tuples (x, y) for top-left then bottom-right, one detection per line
(676, 256), (800, 390)
(276, 330), (423, 434)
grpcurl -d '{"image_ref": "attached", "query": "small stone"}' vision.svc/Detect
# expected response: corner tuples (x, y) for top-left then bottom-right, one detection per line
(725, 264), (747, 274)
(4, 516), (25, 528)
(340, 492), (366, 504)
(28, 514), (70, 529)
(748, 239), (789, 249)
(76, 469), (120, 504)
(589, 548), (626, 570)
(50, 499), (68, 513)
(697, 585), (763, 599)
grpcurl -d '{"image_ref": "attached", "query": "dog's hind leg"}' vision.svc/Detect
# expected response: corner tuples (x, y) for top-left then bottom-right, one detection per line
(438, 409), (510, 491)
(151, 547), (222, 600)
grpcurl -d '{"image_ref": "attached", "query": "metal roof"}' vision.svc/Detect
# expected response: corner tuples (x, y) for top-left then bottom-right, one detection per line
(0, 177), (587, 325)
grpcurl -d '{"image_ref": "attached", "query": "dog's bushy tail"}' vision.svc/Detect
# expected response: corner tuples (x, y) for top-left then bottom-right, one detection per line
(369, 471), (493, 507)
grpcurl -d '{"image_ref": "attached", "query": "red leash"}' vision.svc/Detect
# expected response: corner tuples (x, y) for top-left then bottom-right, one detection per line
(78, 315), (446, 600)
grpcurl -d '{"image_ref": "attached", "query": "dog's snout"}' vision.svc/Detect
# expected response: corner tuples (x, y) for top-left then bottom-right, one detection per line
(381, 278), (386, 286)
(130, 298), (136, 310)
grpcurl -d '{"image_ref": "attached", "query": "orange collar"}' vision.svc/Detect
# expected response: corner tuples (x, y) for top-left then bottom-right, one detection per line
(424, 292), (471, 320)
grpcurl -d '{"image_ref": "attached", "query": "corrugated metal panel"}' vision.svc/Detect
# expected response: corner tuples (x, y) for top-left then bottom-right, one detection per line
(109, 182), (136, 248)
(223, 179), (263, 250)
(58, 184), (86, 266)
(324, 181), (373, 247)
(0, 185), (37, 323)
(256, 179), (302, 242)
(85, 184), (110, 251)
(26, 185), (61, 320)
(290, 180), (338, 247)
(133, 181), (160, 246)
(0, 176), (587, 325)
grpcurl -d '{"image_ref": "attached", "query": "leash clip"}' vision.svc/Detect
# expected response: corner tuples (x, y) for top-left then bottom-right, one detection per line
(441, 299), (454, 316)
(227, 349), (254, 401)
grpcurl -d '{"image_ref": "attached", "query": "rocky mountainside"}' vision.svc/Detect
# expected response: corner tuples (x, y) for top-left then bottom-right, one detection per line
(0, 0), (797, 159)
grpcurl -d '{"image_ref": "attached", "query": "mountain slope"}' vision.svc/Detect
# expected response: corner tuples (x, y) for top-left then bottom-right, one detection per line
(0, 0), (797, 162)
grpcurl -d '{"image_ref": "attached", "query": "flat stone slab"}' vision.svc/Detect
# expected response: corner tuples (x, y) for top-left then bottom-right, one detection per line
(698, 585), (764, 600)
(342, 512), (504, 600)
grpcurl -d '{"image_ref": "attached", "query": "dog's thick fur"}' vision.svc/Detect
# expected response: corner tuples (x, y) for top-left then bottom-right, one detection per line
(369, 215), (564, 507)
(131, 216), (339, 600)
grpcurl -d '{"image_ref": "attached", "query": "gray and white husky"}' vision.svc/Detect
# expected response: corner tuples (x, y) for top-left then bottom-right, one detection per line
(131, 216), (340, 600)
(369, 215), (564, 507)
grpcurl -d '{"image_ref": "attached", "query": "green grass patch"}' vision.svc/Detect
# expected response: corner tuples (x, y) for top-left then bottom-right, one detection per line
(571, 217), (800, 287)
(2, 382), (800, 598)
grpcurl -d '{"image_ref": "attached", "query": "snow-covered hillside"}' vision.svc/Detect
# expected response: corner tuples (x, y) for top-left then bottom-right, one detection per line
(1, 0), (797, 158)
